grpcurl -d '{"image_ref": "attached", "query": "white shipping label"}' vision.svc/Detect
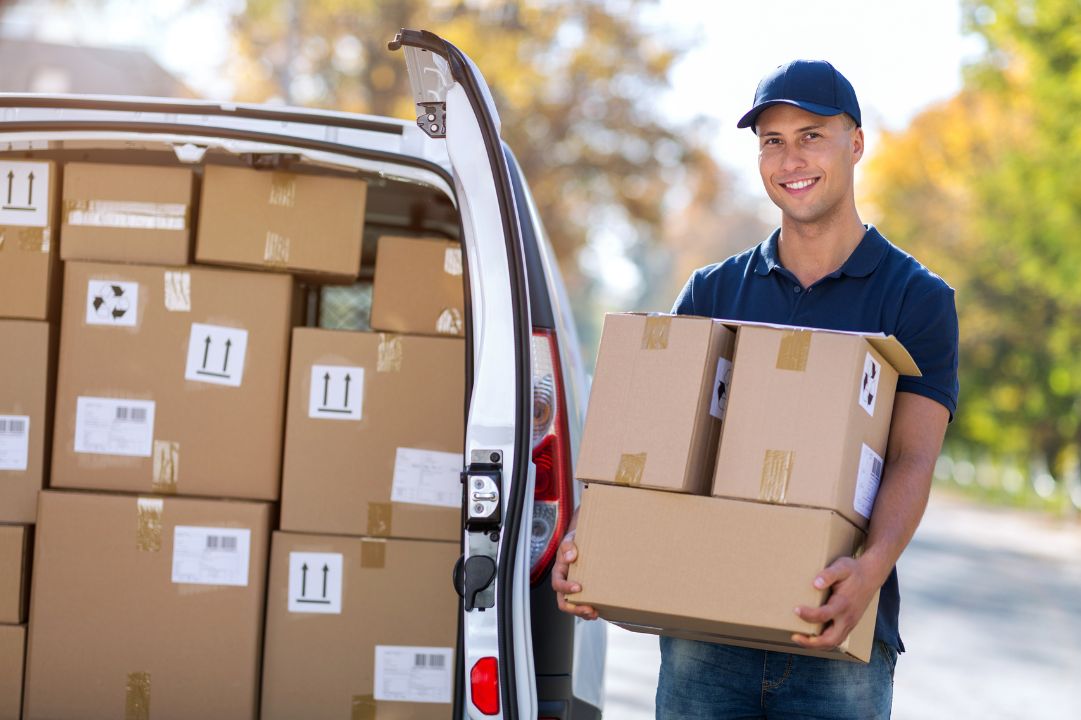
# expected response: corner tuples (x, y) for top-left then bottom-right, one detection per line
(85, 279), (139, 327)
(184, 323), (248, 387)
(391, 448), (463, 508)
(308, 365), (364, 421)
(709, 357), (734, 421)
(171, 526), (251, 587)
(0, 415), (30, 471)
(443, 246), (463, 276)
(73, 397), (155, 457)
(0, 161), (50, 227)
(287, 552), (343, 614)
(859, 352), (882, 417)
(854, 443), (884, 519)
(374, 646), (454, 704)
(163, 271), (191, 312)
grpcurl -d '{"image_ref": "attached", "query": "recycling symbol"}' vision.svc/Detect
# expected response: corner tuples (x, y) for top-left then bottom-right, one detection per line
(86, 280), (138, 326)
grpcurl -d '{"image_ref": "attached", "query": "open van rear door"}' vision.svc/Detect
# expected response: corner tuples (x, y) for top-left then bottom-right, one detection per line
(389, 29), (536, 720)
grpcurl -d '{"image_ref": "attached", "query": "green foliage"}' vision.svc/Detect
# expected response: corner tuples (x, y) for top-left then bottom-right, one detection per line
(865, 0), (1081, 475)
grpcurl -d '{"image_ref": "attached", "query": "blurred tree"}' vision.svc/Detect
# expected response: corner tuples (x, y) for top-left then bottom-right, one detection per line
(864, 0), (1081, 474)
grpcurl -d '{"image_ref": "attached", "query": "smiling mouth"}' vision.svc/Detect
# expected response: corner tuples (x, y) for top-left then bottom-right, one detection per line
(780, 178), (819, 191)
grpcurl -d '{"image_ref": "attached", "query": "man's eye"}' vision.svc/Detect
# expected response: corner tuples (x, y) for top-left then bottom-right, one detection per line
(804, 132), (821, 141)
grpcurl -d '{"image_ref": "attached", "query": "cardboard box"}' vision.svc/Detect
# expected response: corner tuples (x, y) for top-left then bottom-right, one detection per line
(0, 624), (25, 720)
(196, 164), (366, 280)
(0, 159), (61, 320)
(576, 313), (736, 494)
(713, 322), (920, 529)
(369, 236), (465, 337)
(60, 162), (195, 265)
(567, 483), (877, 662)
(261, 532), (459, 720)
(51, 262), (297, 500)
(0, 526), (29, 625)
(280, 328), (464, 541)
(0, 320), (54, 523)
(23, 491), (271, 720)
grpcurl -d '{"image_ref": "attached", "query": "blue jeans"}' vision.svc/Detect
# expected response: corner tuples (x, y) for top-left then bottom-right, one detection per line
(656, 637), (897, 719)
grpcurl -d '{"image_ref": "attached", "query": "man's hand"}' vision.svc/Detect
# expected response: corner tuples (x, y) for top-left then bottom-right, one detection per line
(791, 555), (879, 649)
(551, 531), (598, 620)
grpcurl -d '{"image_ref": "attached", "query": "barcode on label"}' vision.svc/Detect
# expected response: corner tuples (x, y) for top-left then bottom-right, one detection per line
(871, 456), (883, 483)
(414, 653), (446, 669)
(205, 535), (238, 551)
(115, 406), (148, 423)
(0, 419), (26, 435)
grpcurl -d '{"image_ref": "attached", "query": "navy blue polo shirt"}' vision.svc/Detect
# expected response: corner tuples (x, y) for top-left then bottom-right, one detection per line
(672, 225), (959, 652)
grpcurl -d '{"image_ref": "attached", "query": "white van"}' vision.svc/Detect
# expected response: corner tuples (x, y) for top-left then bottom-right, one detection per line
(0, 28), (606, 720)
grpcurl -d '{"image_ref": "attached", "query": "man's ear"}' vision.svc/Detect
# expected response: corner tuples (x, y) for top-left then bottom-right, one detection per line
(852, 127), (865, 164)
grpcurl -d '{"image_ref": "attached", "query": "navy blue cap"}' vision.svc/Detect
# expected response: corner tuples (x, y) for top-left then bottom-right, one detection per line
(737, 60), (861, 132)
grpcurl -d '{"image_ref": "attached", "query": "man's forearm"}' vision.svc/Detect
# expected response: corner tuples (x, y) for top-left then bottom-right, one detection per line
(859, 452), (935, 586)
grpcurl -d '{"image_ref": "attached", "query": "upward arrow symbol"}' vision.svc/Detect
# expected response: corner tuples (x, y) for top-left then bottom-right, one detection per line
(26, 172), (34, 206)
(322, 564), (329, 598)
(201, 336), (211, 369)
(222, 339), (232, 372)
(301, 563), (309, 596)
(323, 372), (330, 406)
(5, 171), (12, 205)
(343, 374), (351, 408)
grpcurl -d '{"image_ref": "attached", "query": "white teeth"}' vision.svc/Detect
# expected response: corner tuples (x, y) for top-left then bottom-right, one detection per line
(784, 178), (815, 190)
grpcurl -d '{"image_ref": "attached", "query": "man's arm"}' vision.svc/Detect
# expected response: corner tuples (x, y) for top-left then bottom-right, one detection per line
(792, 391), (949, 649)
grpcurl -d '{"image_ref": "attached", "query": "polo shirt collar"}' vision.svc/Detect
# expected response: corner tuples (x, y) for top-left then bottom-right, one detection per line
(753, 225), (888, 279)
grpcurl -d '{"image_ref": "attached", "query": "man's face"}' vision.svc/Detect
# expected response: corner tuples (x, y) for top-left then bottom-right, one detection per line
(756, 104), (864, 225)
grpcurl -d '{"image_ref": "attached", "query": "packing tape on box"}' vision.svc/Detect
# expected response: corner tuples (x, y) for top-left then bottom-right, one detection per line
(163, 271), (191, 312)
(759, 449), (794, 503)
(152, 440), (179, 494)
(444, 245), (463, 276)
(63, 199), (188, 230)
(360, 538), (387, 569)
(641, 315), (671, 350)
(136, 497), (164, 552)
(125, 671), (151, 720)
(264, 231), (291, 267)
(377, 334), (403, 373)
(776, 330), (811, 371)
(367, 503), (392, 537)
(268, 173), (297, 207)
(436, 307), (464, 335)
(0, 226), (49, 252)
(351, 694), (378, 720)
(615, 453), (647, 486)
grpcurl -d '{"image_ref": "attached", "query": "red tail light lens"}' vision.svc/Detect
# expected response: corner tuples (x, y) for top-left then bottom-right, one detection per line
(530, 329), (572, 584)
(470, 656), (500, 715)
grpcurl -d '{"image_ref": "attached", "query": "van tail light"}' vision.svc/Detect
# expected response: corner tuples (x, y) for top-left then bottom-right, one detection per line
(470, 656), (500, 715)
(530, 328), (572, 585)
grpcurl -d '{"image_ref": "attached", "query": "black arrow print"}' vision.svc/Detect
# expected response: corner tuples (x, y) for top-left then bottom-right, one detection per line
(112, 307), (126, 319)
(93, 296), (105, 312)
(343, 374), (351, 407)
(867, 391), (875, 406)
(26, 172), (34, 206)
(871, 363), (877, 379)
(321, 564), (329, 598)
(222, 339), (232, 372)
(201, 336), (211, 369)
(301, 563), (309, 596)
(111, 284), (125, 297)
(863, 374), (868, 390)
(5, 171), (12, 205)
(323, 372), (330, 406)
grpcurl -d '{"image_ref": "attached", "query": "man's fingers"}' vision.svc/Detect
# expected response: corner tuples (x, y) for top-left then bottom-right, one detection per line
(794, 594), (848, 624)
(551, 577), (581, 595)
(813, 557), (855, 590)
(791, 620), (848, 650)
(559, 539), (578, 564)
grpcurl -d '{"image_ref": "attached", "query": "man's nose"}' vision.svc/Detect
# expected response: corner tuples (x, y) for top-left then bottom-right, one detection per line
(779, 144), (808, 172)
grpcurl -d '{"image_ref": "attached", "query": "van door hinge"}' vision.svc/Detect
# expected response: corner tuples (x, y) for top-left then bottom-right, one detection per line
(417, 102), (446, 138)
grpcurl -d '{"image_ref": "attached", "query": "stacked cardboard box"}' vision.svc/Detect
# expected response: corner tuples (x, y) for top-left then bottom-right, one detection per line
(0, 525), (30, 720)
(370, 235), (465, 337)
(51, 261), (297, 499)
(264, 320), (465, 718)
(23, 491), (271, 720)
(568, 313), (919, 662)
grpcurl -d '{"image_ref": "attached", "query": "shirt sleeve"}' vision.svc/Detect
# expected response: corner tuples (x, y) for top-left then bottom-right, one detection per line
(894, 277), (959, 420)
(671, 271), (698, 316)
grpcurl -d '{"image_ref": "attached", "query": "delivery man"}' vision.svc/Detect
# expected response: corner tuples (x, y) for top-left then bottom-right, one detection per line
(551, 59), (959, 719)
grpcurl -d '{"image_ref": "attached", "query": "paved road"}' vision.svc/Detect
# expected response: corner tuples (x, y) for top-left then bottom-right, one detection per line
(601, 490), (1081, 719)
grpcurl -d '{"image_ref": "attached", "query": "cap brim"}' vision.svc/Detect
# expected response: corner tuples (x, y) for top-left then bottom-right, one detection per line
(736, 99), (844, 130)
